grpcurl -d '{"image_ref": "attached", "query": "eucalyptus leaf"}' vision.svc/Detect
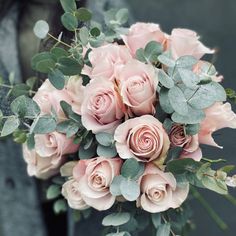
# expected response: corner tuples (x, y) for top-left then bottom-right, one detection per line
(168, 86), (188, 115)
(79, 143), (96, 159)
(60, 101), (81, 122)
(31, 115), (57, 134)
(185, 124), (200, 135)
(110, 175), (124, 196)
(33, 20), (49, 39)
(48, 69), (65, 90)
(10, 84), (31, 97)
(97, 144), (117, 158)
(121, 158), (144, 179)
(53, 199), (67, 214)
(115, 8), (129, 25)
(178, 68), (200, 89)
(156, 223), (171, 236)
(58, 57), (82, 76)
(144, 41), (163, 63)
(1, 116), (20, 137)
(158, 53), (175, 67)
(79, 26), (90, 46)
(11, 95), (40, 118)
(60, 0), (77, 13)
(95, 132), (113, 146)
(46, 185), (61, 200)
(31, 52), (53, 70)
(56, 120), (79, 138)
(36, 59), (56, 73)
(136, 48), (146, 63)
(159, 87), (174, 114)
(76, 8), (92, 22)
(176, 55), (198, 68)
(120, 179), (140, 201)
(102, 212), (131, 227)
(151, 213), (161, 228)
(158, 70), (174, 88)
(61, 12), (78, 31)
(50, 47), (69, 60)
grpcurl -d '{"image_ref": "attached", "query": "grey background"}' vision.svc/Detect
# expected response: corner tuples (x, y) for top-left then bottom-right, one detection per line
(127, 0), (236, 235)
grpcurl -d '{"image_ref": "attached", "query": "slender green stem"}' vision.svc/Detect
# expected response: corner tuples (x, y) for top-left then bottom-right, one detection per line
(202, 157), (226, 163)
(190, 186), (228, 231)
(223, 194), (236, 207)
(48, 33), (72, 48)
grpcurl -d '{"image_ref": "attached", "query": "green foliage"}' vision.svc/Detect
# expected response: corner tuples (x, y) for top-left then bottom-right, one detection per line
(56, 120), (79, 138)
(46, 184), (61, 200)
(53, 199), (67, 214)
(76, 8), (92, 22)
(9, 83), (31, 97)
(58, 57), (82, 75)
(60, 101), (81, 122)
(60, 0), (77, 13)
(30, 115), (57, 134)
(50, 47), (69, 60)
(120, 178), (140, 201)
(110, 175), (124, 196)
(79, 26), (90, 46)
(102, 212), (131, 227)
(158, 53), (175, 67)
(159, 87), (174, 114)
(48, 69), (65, 90)
(158, 70), (174, 89)
(156, 223), (171, 236)
(95, 132), (114, 147)
(61, 12), (78, 31)
(121, 158), (145, 179)
(33, 20), (49, 39)
(151, 213), (161, 228)
(185, 124), (200, 135)
(1, 116), (20, 137)
(13, 129), (27, 143)
(97, 144), (117, 158)
(11, 95), (40, 118)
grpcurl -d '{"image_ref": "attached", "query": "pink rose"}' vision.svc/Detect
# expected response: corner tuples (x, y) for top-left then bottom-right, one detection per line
(81, 78), (124, 134)
(62, 179), (89, 210)
(34, 132), (79, 165)
(33, 79), (74, 119)
(167, 28), (214, 60)
(193, 61), (223, 82)
(169, 124), (202, 161)
(137, 163), (189, 213)
(199, 102), (236, 148)
(114, 115), (170, 165)
(73, 157), (122, 211)
(65, 76), (84, 115)
(83, 44), (132, 80)
(22, 144), (63, 180)
(116, 60), (158, 116)
(122, 22), (166, 55)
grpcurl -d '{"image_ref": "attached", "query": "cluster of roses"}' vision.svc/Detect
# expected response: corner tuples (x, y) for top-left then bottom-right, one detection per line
(23, 23), (236, 213)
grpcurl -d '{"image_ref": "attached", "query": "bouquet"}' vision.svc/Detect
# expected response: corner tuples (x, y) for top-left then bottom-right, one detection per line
(1, 0), (236, 235)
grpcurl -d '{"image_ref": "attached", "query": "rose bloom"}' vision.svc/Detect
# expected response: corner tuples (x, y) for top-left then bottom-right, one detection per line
(73, 157), (122, 211)
(81, 78), (124, 134)
(167, 28), (214, 60)
(83, 44), (132, 81)
(199, 102), (236, 148)
(62, 178), (89, 210)
(65, 75), (84, 115)
(33, 79), (74, 119)
(137, 163), (189, 213)
(122, 22), (166, 55)
(193, 60), (223, 83)
(169, 124), (202, 161)
(22, 144), (63, 180)
(34, 132), (79, 165)
(116, 59), (158, 116)
(114, 115), (170, 165)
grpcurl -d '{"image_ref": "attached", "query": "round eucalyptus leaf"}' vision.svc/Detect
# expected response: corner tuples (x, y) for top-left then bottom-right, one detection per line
(102, 212), (131, 227)
(33, 20), (49, 39)
(120, 179), (140, 201)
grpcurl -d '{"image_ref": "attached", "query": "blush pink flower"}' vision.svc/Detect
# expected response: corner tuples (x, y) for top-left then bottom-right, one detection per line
(73, 157), (122, 211)
(22, 144), (63, 180)
(122, 22), (166, 55)
(34, 132), (79, 165)
(199, 102), (236, 148)
(114, 115), (170, 165)
(65, 76), (84, 115)
(81, 78), (124, 134)
(169, 124), (202, 161)
(116, 60), (158, 116)
(137, 163), (189, 213)
(83, 44), (132, 81)
(33, 79), (74, 119)
(167, 28), (214, 60)
(62, 179), (89, 210)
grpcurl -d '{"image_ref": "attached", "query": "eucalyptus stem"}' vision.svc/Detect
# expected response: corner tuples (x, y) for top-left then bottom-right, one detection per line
(223, 194), (236, 207)
(48, 33), (72, 48)
(202, 157), (226, 163)
(190, 186), (228, 231)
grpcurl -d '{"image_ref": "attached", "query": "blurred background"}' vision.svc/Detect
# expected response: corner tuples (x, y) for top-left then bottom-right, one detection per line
(0, 0), (235, 236)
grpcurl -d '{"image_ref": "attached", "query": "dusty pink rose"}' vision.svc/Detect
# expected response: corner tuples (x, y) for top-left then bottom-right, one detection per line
(81, 78), (124, 134)
(167, 28), (214, 59)
(122, 22), (166, 55)
(116, 60), (158, 116)
(83, 44), (132, 80)
(114, 115), (170, 165)
(199, 102), (236, 148)
(22, 144), (63, 180)
(34, 132), (79, 165)
(169, 124), (202, 161)
(62, 179), (89, 210)
(73, 157), (122, 211)
(33, 79), (74, 118)
(193, 61), (223, 82)
(65, 76), (84, 115)
(137, 163), (189, 213)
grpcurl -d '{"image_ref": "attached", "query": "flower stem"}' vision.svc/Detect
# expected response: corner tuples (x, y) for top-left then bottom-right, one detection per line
(190, 186), (228, 231)
(223, 194), (236, 207)
(48, 33), (72, 48)
(202, 157), (226, 163)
